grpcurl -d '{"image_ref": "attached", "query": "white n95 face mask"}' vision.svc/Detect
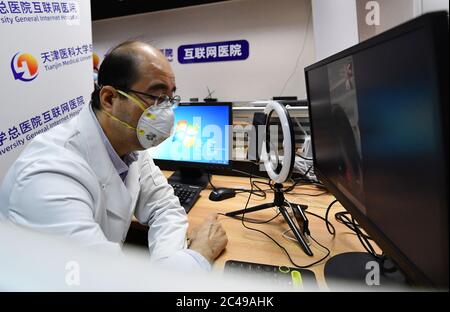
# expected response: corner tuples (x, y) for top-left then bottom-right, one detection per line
(136, 105), (174, 149)
(101, 90), (174, 149)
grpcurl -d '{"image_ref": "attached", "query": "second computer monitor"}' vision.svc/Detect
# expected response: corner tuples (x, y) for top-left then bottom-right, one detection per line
(305, 12), (448, 288)
(148, 102), (232, 186)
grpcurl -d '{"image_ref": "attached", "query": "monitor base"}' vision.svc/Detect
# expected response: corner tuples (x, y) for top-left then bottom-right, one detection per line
(324, 252), (409, 290)
(168, 167), (209, 188)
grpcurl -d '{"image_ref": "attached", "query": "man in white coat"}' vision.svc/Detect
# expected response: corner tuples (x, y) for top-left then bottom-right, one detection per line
(0, 41), (228, 271)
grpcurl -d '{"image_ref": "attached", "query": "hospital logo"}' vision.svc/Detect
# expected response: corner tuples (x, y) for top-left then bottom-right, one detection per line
(11, 52), (39, 82)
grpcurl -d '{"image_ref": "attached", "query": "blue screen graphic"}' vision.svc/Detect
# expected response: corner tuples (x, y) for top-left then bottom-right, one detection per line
(148, 105), (230, 165)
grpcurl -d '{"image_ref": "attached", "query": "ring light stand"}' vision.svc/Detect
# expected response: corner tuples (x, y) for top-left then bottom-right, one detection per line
(226, 101), (313, 256)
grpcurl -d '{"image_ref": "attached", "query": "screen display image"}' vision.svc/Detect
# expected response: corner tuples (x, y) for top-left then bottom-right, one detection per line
(326, 56), (365, 212)
(148, 104), (230, 165)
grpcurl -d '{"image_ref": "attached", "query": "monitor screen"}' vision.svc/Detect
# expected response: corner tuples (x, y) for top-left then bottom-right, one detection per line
(305, 12), (448, 287)
(148, 103), (231, 166)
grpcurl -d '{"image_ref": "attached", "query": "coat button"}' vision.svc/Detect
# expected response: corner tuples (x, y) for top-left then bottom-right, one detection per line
(101, 184), (106, 190)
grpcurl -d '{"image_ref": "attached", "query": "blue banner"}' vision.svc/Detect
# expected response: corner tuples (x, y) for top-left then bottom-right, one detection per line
(178, 40), (249, 64)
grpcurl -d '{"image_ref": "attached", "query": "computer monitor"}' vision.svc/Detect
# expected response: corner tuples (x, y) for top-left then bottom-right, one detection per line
(147, 102), (232, 187)
(305, 12), (448, 288)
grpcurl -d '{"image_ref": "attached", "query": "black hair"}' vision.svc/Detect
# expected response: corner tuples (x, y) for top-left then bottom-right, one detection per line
(91, 41), (142, 110)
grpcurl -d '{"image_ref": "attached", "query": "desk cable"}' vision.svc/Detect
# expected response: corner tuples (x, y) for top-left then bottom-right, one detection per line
(324, 200), (379, 257)
(323, 200), (397, 273)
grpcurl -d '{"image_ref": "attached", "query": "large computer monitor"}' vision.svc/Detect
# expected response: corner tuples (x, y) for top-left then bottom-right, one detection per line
(148, 102), (232, 187)
(305, 12), (448, 288)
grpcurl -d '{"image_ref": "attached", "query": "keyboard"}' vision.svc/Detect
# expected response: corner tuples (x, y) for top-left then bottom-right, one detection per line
(170, 183), (202, 213)
(223, 260), (317, 290)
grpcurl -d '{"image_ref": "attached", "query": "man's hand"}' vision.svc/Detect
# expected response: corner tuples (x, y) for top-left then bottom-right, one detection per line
(188, 213), (228, 263)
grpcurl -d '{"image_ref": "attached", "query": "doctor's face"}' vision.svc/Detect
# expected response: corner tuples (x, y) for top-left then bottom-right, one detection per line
(112, 49), (176, 152)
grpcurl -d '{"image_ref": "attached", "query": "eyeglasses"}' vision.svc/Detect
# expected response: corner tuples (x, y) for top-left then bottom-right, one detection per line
(123, 89), (181, 109)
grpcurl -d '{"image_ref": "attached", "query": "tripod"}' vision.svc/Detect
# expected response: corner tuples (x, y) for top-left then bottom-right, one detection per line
(226, 183), (314, 256)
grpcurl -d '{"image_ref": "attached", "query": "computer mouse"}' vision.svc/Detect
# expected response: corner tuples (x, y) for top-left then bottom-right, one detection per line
(209, 188), (236, 201)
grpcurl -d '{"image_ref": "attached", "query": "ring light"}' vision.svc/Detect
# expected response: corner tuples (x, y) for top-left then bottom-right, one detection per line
(262, 101), (295, 184)
(226, 101), (313, 257)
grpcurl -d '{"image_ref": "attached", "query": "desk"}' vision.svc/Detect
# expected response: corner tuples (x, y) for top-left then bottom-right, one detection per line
(132, 171), (375, 289)
(185, 172), (377, 288)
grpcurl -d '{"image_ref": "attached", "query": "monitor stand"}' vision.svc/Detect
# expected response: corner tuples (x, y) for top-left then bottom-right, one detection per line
(168, 167), (209, 188)
(324, 252), (410, 290)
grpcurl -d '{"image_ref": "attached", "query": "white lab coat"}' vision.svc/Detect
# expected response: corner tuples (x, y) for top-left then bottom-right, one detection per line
(0, 104), (209, 271)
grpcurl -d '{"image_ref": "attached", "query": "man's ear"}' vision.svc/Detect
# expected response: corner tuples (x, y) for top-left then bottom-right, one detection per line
(99, 86), (118, 112)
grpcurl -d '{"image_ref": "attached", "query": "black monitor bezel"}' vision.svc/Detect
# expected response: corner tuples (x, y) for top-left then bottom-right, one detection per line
(304, 12), (449, 287)
(152, 102), (233, 171)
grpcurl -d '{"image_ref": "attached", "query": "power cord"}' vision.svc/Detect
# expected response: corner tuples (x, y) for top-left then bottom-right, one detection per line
(279, 1), (312, 96)
(324, 200), (338, 236)
(284, 168), (324, 193)
(305, 210), (336, 235)
(297, 154), (314, 161)
(324, 199), (388, 262)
